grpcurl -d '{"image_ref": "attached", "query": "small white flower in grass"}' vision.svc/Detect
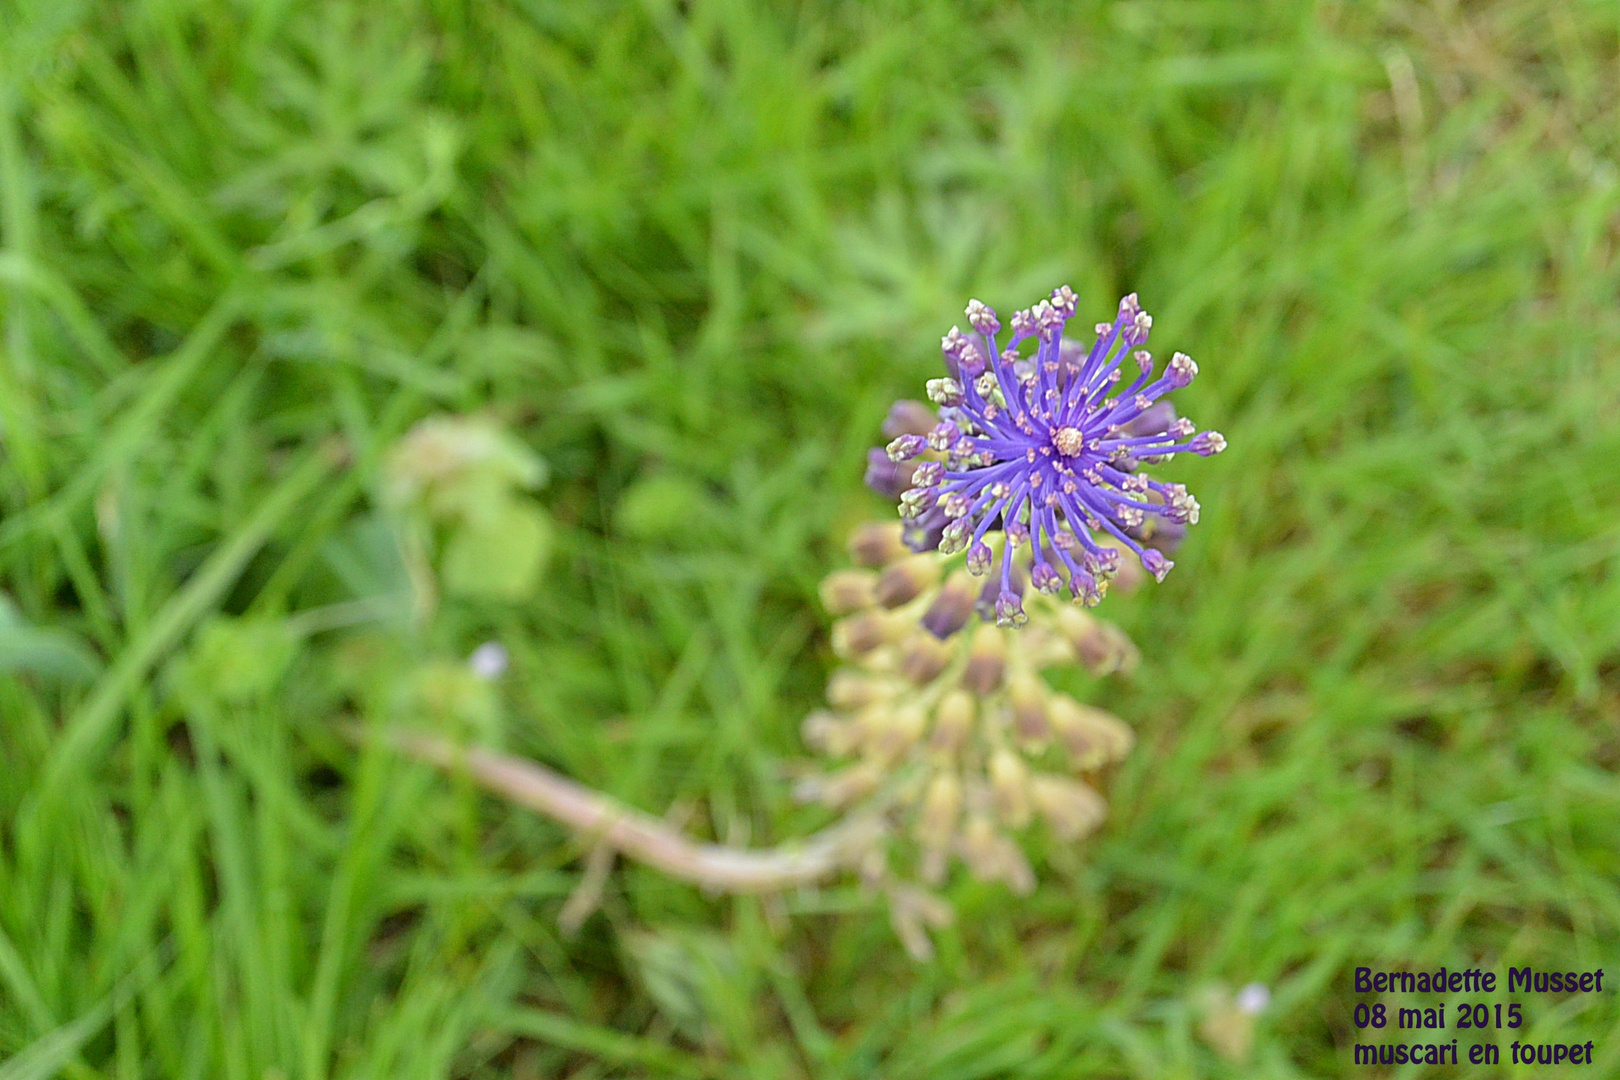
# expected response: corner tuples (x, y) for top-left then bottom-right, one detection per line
(1237, 983), (1271, 1015)
(468, 641), (509, 680)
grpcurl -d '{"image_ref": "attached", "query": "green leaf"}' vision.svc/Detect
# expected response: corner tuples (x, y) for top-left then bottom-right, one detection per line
(0, 595), (101, 682)
(441, 500), (552, 600)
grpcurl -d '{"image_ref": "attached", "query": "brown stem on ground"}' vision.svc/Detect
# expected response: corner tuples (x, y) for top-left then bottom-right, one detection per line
(380, 728), (886, 894)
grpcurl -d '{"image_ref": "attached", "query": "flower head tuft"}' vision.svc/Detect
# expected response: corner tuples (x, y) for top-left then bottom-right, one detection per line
(876, 288), (1222, 604)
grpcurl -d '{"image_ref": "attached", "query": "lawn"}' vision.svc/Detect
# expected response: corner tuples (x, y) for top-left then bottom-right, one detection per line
(2, 1), (1619, 1077)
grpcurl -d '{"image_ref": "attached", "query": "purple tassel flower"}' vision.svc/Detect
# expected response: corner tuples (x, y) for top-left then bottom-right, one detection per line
(881, 288), (1225, 626)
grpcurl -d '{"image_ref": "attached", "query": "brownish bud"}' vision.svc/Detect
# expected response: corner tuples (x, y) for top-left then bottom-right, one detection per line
(819, 569), (877, 615)
(848, 522), (906, 568)
(898, 632), (951, 686)
(831, 611), (894, 659)
(988, 748), (1032, 828)
(875, 554), (943, 608)
(1030, 774), (1107, 841)
(928, 689), (975, 755)
(961, 624), (1006, 695)
(1047, 695), (1134, 770)
(1006, 674), (1051, 744)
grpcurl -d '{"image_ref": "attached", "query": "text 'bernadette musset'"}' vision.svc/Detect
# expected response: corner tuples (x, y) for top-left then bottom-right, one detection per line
(1349, 965), (1607, 1069)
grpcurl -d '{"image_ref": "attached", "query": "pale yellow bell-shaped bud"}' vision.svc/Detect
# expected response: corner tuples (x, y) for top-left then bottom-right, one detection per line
(866, 702), (928, 764)
(961, 623), (1006, 694)
(1047, 694), (1134, 770)
(915, 772), (963, 852)
(875, 554), (944, 608)
(957, 815), (1036, 894)
(847, 521), (906, 568)
(819, 569), (877, 615)
(1006, 674), (1051, 745)
(928, 689), (975, 756)
(801, 709), (862, 756)
(898, 632), (951, 686)
(988, 748), (1032, 828)
(1054, 606), (1139, 676)
(1030, 774), (1108, 840)
(831, 611), (894, 659)
(825, 669), (894, 710)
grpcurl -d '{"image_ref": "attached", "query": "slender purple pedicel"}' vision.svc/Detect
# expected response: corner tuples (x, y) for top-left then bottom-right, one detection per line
(891, 288), (1225, 626)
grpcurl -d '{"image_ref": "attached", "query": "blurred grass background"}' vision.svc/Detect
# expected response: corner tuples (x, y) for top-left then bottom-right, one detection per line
(2, 0), (1619, 1076)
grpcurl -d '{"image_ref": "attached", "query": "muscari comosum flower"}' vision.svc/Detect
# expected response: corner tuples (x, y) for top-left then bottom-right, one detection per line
(386, 290), (1222, 961)
(879, 288), (1224, 624)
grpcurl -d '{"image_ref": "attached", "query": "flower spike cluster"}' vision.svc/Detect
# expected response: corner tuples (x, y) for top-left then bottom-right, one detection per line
(883, 289), (1225, 626)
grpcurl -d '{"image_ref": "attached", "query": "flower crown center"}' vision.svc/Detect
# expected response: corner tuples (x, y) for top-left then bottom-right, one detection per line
(1051, 426), (1085, 457)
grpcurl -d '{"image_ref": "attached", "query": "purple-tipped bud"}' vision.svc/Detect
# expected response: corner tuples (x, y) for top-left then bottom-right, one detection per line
(848, 521), (905, 567)
(965, 299), (1000, 335)
(921, 570), (976, 639)
(965, 540), (993, 576)
(885, 434), (927, 462)
(864, 446), (916, 498)
(993, 590), (1028, 628)
(1134, 349), (1153, 374)
(957, 341), (987, 377)
(901, 507), (947, 553)
(1143, 518), (1187, 554)
(1166, 352), (1197, 388)
(1010, 308), (1037, 338)
(938, 518), (970, 555)
(1140, 549), (1173, 582)
(937, 491), (971, 519)
(925, 377), (963, 406)
(1031, 561), (1063, 595)
(911, 460), (944, 487)
(926, 420), (961, 452)
(941, 327), (972, 362)
(1050, 285), (1078, 318)
(1190, 431), (1227, 456)
(883, 401), (937, 439)
(1034, 299), (1064, 339)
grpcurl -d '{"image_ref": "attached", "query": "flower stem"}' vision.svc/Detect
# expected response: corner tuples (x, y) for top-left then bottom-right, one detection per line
(381, 728), (886, 893)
